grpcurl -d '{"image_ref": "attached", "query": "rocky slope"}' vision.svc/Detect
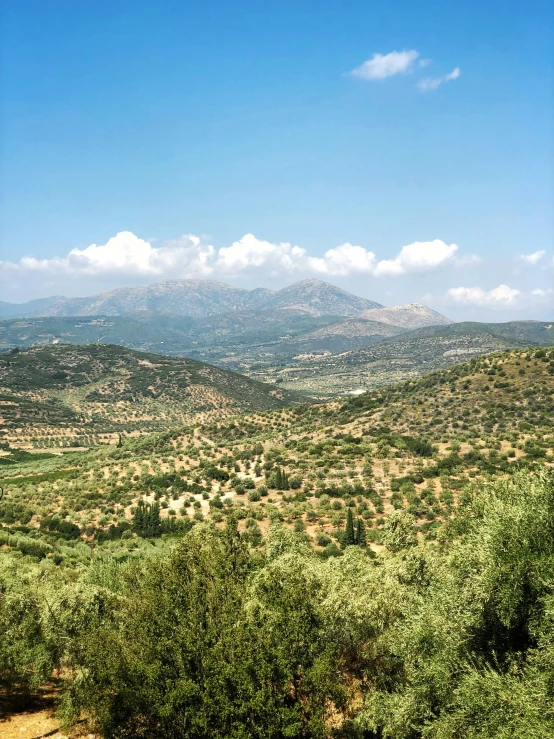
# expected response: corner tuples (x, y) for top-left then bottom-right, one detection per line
(253, 279), (382, 316)
(360, 303), (452, 329)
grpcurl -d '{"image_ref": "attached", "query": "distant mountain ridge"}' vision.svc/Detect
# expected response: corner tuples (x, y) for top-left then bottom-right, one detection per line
(0, 295), (65, 319)
(28, 278), (383, 319)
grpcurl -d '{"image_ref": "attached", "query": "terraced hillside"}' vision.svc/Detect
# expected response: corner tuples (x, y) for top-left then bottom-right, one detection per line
(1, 346), (552, 559)
(253, 320), (554, 397)
(0, 344), (298, 447)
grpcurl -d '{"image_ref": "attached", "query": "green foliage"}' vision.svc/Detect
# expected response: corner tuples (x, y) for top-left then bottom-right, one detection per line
(1, 473), (554, 737)
(382, 509), (418, 552)
(344, 508), (356, 546)
(133, 499), (162, 538)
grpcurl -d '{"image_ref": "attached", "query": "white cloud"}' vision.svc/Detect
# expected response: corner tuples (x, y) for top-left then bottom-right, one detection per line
(418, 66), (460, 92)
(12, 231), (216, 278)
(350, 50), (419, 80)
(215, 234), (307, 276)
(372, 239), (458, 276)
(446, 284), (521, 308)
(308, 243), (378, 276)
(0, 232), (463, 284)
(520, 250), (546, 265)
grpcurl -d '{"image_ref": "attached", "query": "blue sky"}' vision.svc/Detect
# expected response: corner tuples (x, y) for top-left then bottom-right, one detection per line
(1, 0), (553, 319)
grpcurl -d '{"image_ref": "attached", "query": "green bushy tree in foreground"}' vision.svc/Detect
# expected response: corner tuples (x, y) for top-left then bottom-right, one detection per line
(1, 472), (554, 737)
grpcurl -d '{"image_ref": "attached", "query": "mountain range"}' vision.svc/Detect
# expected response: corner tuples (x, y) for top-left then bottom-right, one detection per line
(0, 295), (456, 373)
(5, 277), (549, 402)
(4, 278), (383, 319)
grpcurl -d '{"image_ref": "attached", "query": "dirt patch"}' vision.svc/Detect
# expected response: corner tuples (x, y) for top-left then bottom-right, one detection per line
(0, 683), (96, 739)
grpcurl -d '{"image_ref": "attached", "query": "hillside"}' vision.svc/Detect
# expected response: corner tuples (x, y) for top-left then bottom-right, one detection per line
(0, 344), (298, 447)
(251, 320), (554, 397)
(36, 278), (382, 318)
(0, 310), (341, 358)
(360, 302), (452, 328)
(1, 346), (552, 553)
(4, 315), (553, 402)
(1, 347), (553, 737)
(265, 317), (406, 355)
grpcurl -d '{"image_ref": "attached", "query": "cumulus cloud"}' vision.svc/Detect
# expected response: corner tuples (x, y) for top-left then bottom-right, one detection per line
(350, 50), (419, 80)
(418, 66), (460, 92)
(446, 284), (521, 308)
(215, 234), (307, 276)
(520, 250), (546, 265)
(10, 232), (216, 278)
(0, 232), (463, 284)
(308, 243), (378, 276)
(372, 239), (458, 276)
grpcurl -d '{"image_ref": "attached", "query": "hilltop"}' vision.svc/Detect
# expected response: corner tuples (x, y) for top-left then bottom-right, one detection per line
(24, 278), (382, 319)
(0, 344), (298, 447)
(360, 302), (452, 329)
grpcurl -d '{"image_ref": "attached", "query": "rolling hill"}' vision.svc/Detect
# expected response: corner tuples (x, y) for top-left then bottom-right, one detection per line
(252, 320), (554, 397)
(264, 318), (407, 355)
(4, 314), (553, 401)
(1, 346), (553, 547)
(0, 344), (299, 447)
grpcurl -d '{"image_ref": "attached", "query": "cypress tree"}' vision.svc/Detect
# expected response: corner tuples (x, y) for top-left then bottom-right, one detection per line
(150, 502), (162, 537)
(356, 518), (367, 548)
(133, 499), (145, 535)
(345, 509), (355, 546)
